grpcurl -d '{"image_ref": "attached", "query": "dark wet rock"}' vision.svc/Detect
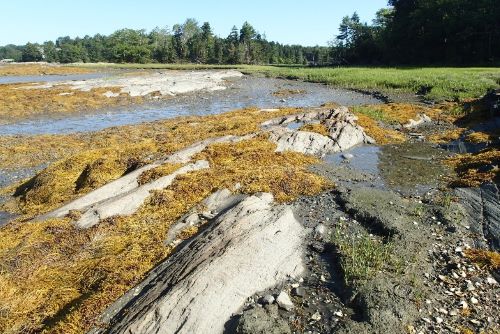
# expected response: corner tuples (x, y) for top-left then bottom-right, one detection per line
(310, 241), (325, 253)
(235, 304), (292, 334)
(291, 287), (306, 297)
(455, 183), (500, 251)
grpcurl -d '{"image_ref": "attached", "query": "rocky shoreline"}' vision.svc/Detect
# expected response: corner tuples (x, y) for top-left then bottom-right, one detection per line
(0, 75), (498, 333)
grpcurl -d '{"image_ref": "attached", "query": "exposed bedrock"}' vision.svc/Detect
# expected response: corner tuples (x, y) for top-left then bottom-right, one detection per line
(75, 160), (209, 228)
(23, 70), (244, 97)
(265, 106), (374, 156)
(91, 192), (305, 334)
(455, 183), (500, 251)
(40, 135), (252, 226)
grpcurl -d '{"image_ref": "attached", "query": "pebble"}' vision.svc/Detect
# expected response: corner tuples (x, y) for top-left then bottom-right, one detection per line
(435, 316), (444, 324)
(310, 241), (325, 253)
(341, 153), (354, 160)
(314, 224), (327, 237)
(334, 310), (343, 317)
(486, 276), (498, 285)
(449, 309), (458, 316)
(470, 297), (478, 304)
(276, 291), (294, 311)
(311, 311), (322, 321)
(291, 287), (306, 298)
(259, 294), (275, 305)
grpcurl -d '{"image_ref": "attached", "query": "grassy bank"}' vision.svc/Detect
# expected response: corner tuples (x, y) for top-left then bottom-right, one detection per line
(81, 63), (500, 101)
(242, 66), (500, 102)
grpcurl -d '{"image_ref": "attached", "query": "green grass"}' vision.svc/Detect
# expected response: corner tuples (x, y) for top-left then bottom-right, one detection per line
(80, 63), (500, 101)
(242, 66), (500, 102)
(350, 105), (393, 123)
(332, 224), (401, 283)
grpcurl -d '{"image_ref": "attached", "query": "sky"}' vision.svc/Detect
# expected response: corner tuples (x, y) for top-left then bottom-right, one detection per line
(0, 0), (388, 47)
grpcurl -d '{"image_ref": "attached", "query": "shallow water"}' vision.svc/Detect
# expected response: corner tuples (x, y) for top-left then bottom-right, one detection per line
(325, 145), (381, 175)
(325, 142), (451, 196)
(0, 76), (381, 135)
(0, 72), (109, 84)
(0, 211), (16, 227)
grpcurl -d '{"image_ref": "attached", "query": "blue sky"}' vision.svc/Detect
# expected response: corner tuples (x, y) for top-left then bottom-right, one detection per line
(0, 0), (388, 46)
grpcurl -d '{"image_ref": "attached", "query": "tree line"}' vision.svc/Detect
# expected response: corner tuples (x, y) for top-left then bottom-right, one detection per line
(332, 0), (499, 65)
(1, 0), (498, 66)
(0, 20), (331, 65)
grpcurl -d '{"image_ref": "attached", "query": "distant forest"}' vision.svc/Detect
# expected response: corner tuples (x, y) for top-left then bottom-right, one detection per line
(1, 0), (498, 66)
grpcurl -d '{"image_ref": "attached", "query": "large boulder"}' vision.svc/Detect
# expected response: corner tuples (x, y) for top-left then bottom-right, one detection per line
(91, 193), (304, 334)
(266, 106), (374, 156)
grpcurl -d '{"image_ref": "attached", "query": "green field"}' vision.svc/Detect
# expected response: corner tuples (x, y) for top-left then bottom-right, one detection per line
(81, 63), (500, 102)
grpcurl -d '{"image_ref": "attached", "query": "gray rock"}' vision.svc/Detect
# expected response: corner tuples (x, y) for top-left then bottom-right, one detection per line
(259, 294), (275, 305)
(266, 106), (374, 157)
(342, 153), (354, 160)
(185, 213), (201, 226)
(270, 127), (336, 156)
(291, 287), (306, 297)
(40, 134), (254, 225)
(75, 160), (210, 228)
(403, 113), (432, 129)
(276, 291), (294, 311)
(90, 193), (304, 334)
(314, 223), (327, 237)
(236, 304), (292, 334)
(455, 183), (500, 250)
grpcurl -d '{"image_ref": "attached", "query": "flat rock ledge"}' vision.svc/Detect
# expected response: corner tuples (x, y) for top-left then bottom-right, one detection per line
(23, 70), (244, 97)
(90, 193), (305, 334)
